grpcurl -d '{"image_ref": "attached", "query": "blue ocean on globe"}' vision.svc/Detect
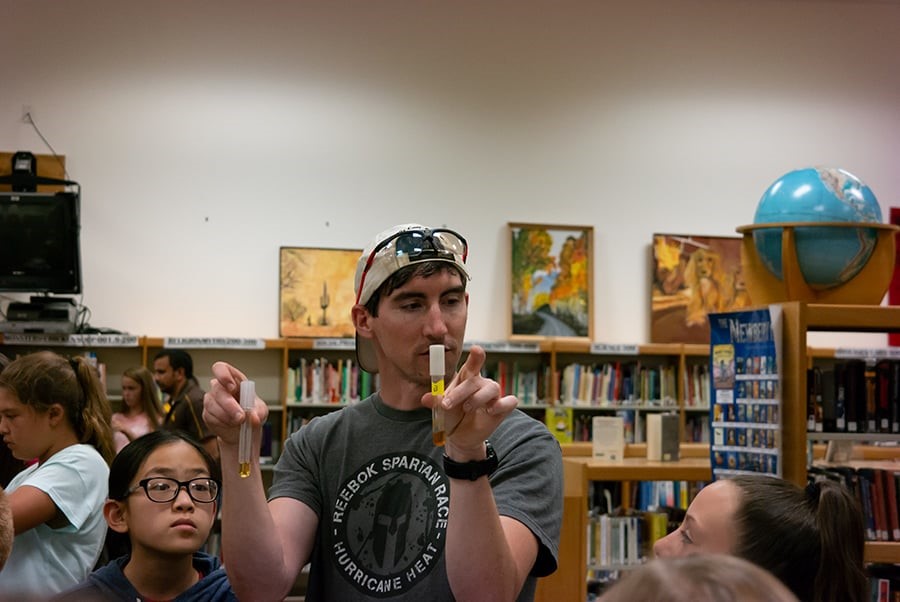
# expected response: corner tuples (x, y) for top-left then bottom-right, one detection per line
(753, 167), (882, 290)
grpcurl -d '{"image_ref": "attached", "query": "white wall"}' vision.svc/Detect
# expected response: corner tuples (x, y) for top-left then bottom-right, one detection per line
(2, 0), (898, 347)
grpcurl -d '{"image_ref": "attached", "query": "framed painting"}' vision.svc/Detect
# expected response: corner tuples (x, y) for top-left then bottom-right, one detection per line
(650, 233), (751, 344)
(509, 223), (593, 341)
(279, 247), (361, 338)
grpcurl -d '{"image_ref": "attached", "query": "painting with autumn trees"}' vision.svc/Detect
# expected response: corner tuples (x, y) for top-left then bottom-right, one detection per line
(509, 223), (593, 340)
(279, 247), (360, 337)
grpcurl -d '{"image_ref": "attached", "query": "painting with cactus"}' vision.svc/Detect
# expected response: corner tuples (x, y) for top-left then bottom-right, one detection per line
(279, 247), (361, 338)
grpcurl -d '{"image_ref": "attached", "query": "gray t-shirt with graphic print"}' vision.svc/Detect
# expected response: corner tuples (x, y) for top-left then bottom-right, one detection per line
(268, 393), (563, 601)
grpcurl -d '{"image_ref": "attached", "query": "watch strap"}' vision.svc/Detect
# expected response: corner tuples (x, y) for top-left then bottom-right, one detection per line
(443, 440), (498, 481)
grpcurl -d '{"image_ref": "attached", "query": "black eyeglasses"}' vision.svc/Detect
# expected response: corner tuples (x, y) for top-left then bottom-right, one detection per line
(125, 477), (220, 504)
(356, 228), (468, 304)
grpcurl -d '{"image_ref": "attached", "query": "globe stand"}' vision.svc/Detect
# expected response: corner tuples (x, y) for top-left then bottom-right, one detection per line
(736, 222), (900, 305)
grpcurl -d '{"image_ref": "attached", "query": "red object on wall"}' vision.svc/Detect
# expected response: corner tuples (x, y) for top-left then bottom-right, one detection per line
(890, 207), (900, 346)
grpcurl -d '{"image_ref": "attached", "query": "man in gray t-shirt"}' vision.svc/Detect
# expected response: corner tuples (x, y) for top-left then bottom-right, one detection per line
(204, 223), (563, 601)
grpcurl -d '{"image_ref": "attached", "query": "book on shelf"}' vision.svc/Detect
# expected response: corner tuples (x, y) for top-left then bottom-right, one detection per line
(646, 413), (679, 461)
(843, 359), (865, 434)
(807, 366), (823, 432)
(545, 407), (574, 444)
(592, 416), (625, 461)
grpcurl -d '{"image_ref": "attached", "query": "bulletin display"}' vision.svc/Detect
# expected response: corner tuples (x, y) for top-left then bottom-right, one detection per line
(707, 306), (783, 480)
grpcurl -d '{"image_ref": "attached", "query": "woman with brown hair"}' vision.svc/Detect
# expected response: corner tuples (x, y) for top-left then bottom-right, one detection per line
(654, 474), (868, 602)
(0, 351), (114, 597)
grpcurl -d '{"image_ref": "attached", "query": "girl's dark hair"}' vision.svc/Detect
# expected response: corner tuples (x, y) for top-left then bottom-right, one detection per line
(0, 351), (114, 464)
(730, 475), (868, 602)
(364, 262), (466, 316)
(108, 430), (220, 501)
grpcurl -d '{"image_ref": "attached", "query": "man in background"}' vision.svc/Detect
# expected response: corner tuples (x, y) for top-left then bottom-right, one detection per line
(153, 349), (217, 459)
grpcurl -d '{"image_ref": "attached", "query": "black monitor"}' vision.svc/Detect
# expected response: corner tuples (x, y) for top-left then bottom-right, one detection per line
(0, 191), (82, 294)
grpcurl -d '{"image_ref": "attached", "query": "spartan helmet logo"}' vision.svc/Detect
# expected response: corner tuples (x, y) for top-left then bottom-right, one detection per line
(372, 478), (413, 569)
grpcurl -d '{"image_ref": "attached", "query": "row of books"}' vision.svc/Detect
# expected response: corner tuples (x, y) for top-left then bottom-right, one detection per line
(806, 360), (900, 434)
(559, 362), (679, 406)
(809, 465), (900, 542)
(682, 362), (711, 407)
(684, 414), (711, 443)
(286, 356), (690, 409)
(488, 361), (544, 405)
(286, 358), (379, 404)
(587, 513), (647, 569)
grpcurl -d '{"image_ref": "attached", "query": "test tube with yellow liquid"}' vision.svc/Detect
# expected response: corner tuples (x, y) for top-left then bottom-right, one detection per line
(430, 344), (445, 447)
(238, 379), (255, 477)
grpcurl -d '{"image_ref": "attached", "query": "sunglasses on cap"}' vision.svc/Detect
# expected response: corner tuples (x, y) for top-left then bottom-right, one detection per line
(355, 227), (468, 305)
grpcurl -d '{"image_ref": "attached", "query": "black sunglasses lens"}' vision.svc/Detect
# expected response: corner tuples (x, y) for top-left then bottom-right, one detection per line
(395, 232), (427, 256)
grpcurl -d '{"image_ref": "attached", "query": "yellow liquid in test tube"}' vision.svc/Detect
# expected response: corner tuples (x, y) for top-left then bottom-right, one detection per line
(430, 344), (445, 447)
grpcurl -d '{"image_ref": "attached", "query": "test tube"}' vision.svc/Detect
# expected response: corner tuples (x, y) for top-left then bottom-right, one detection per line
(430, 345), (445, 446)
(238, 379), (256, 478)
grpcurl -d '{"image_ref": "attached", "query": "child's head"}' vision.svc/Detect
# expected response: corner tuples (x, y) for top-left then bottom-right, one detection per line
(599, 554), (798, 602)
(0, 351), (114, 464)
(121, 366), (162, 422)
(105, 430), (221, 557)
(654, 475), (868, 602)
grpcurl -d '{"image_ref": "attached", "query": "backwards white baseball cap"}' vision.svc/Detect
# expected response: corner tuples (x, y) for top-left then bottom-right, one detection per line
(354, 224), (470, 373)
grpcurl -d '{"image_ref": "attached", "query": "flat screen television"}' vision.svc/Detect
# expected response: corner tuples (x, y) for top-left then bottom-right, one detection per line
(0, 191), (82, 294)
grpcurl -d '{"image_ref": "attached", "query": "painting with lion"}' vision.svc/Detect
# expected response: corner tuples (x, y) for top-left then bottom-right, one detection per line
(651, 234), (750, 344)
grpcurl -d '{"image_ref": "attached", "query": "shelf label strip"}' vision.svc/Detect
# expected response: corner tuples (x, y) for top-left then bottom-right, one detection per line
(164, 337), (266, 349)
(1, 333), (140, 347)
(312, 338), (356, 350)
(590, 343), (639, 355)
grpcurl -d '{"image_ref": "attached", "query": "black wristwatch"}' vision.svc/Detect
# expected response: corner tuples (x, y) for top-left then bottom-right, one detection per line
(443, 440), (498, 481)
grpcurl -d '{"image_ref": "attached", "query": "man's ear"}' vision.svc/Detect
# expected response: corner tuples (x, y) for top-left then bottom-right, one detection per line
(352, 305), (373, 338)
(104, 500), (130, 535)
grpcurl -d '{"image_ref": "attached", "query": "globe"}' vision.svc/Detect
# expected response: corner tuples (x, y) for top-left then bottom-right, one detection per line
(752, 167), (883, 290)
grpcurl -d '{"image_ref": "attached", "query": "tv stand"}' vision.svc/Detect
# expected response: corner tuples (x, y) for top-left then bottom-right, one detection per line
(1, 297), (77, 334)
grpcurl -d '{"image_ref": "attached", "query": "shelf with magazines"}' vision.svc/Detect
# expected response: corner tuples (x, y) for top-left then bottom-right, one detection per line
(772, 302), (900, 566)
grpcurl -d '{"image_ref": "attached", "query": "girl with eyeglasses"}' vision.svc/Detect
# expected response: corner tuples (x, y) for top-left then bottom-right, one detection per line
(55, 430), (236, 601)
(0, 351), (114, 598)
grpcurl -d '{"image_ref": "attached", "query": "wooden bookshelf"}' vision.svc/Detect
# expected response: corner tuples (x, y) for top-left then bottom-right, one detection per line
(768, 302), (900, 566)
(534, 452), (712, 602)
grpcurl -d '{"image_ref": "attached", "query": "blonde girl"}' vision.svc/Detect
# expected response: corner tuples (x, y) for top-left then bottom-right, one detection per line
(111, 366), (162, 453)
